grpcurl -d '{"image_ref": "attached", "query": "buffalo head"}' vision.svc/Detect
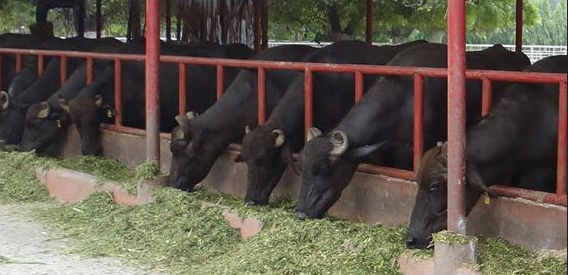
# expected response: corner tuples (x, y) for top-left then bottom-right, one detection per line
(19, 101), (70, 153)
(60, 94), (115, 156)
(296, 128), (384, 219)
(168, 111), (225, 191)
(406, 142), (484, 249)
(238, 125), (288, 206)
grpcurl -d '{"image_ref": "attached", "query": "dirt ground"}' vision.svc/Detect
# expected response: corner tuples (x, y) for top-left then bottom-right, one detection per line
(0, 203), (164, 275)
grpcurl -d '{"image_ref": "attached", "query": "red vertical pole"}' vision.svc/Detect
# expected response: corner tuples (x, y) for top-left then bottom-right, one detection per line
(515, 0), (523, 53)
(481, 77), (492, 116)
(86, 57), (94, 85)
(166, 0), (172, 42)
(37, 55), (44, 77)
(96, 0), (102, 39)
(15, 54), (21, 73)
(114, 59), (123, 126)
(557, 82), (567, 196)
(413, 73), (424, 171)
(216, 65), (225, 99)
(178, 63), (187, 115)
(60, 56), (67, 84)
(146, 0), (161, 164)
(365, 0), (373, 45)
(257, 67), (266, 124)
(355, 71), (364, 102)
(253, 0), (262, 52)
(304, 68), (313, 140)
(447, 0), (467, 235)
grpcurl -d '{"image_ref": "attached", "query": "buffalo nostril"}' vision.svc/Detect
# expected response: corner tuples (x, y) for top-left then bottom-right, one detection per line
(296, 211), (308, 220)
(406, 236), (417, 249)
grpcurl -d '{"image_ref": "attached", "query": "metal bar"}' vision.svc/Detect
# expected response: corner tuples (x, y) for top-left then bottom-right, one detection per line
(557, 82), (567, 196)
(515, 0), (523, 53)
(489, 185), (567, 207)
(96, 0), (102, 39)
(114, 59), (123, 126)
(0, 48), (567, 84)
(86, 57), (94, 84)
(253, 0), (262, 52)
(178, 63), (187, 115)
(60, 56), (67, 84)
(447, 0), (467, 235)
(355, 71), (364, 102)
(365, 0), (373, 45)
(145, 0), (161, 164)
(257, 67), (266, 124)
(304, 68), (313, 139)
(37, 55), (44, 77)
(216, 65), (225, 99)
(413, 73), (424, 171)
(15, 53), (21, 73)
(482, 77), (492, 116)
(166, 0), (172, 42)
(358, 164), (415, 181)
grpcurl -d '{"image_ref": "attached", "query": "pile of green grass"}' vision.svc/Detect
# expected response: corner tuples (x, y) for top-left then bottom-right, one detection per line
(1, 151), (566, 275)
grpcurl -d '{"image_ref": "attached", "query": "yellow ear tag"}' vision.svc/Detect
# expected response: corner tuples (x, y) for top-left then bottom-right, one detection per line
(483, 192), (490, 205)
(56, 119), (62, 128)
(107, 109), (113, 118)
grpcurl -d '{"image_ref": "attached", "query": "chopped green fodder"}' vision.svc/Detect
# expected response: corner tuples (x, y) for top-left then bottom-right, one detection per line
(37, 188), (407, 275)
(0, 151), (50, 203)
(478, 237), (567, 275)
(1, 151), (566, 275)
(432, 230), (477, 245)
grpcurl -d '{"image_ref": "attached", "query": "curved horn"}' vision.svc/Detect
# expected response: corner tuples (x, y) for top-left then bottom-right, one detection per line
(307, 127), (322, 142)
(59, 98), (70, 113)
(36, 102), (51, 119)
(186, 111), (197, 120)
(272, 129), (285, 148)
(94, 94), (104, 107)
(329, 130), (348, 157)
(245, 125), (251, 134)
(0, 91), (9, 111)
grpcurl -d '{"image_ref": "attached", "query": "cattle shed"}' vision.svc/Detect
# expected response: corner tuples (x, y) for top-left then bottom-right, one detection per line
(0, 0), (566, 274)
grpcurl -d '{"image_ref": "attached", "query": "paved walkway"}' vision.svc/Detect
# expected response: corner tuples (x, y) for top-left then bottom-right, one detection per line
(0, 204), (164, 275)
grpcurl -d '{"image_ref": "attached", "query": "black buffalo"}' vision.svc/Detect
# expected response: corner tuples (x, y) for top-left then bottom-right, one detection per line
(296, 43), (531, 220)
(239, 40), (428, 205)
(0, 37), (122, 145)
(58, 42), (253, 156)
(406, 55), (566, 249)
(169, 44), (318, 191)
(0, 34), (62, 92)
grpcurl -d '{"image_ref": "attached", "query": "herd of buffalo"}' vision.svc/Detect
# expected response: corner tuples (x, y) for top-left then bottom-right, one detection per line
(1, 33), (566, 249)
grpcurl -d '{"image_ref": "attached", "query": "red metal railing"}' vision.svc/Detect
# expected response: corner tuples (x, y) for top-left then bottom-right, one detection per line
(0, 47), (566, 207)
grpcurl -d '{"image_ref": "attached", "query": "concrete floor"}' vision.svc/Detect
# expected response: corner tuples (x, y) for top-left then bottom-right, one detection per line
(0, 203), (164, 275)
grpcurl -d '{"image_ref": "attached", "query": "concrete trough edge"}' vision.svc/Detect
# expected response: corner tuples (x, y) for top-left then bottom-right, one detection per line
(34, 166), (162, 206)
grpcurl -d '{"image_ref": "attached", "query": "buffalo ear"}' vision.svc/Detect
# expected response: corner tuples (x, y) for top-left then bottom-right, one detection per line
(59, 98), (70, 113)
(234, 154), (245, 163)
(344, 141), (386, 161)
(175, 114), (189, 126)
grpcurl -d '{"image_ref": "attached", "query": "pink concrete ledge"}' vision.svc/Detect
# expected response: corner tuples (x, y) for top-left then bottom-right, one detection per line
(35, 167), (163, 206)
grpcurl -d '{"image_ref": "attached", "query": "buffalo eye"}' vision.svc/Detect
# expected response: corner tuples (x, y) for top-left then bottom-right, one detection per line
(429, 182), (442, 192)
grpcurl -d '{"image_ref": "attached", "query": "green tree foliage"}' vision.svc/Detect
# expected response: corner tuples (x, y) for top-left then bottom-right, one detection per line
(0, 0), (35, 34)
(268, 0), (545, 43)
